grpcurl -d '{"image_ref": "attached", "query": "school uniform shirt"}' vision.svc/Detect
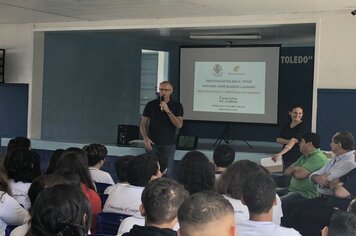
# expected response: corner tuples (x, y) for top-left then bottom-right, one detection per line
(8, 180), (31, 210)
(0, 192), (29, 236)
(89, 167), (115, 185)
(236, 220), (301, 236)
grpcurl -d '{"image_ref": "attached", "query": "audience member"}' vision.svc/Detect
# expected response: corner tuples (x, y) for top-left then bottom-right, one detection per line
(103, 155), (161, 218)
(83, 143), (114, 185)
(213, 144), (235, 177)
(321, 211), (356, 236)
(0, 159), (29, 236)
(4, 148), (37, 209)
(278, 132), (328, 213)
(54, 149), (101, 233)
(45, 149), (64, 174)
(177, 151), (215, 195)
(122, 178), (189, 236)
(25, 184), (91, 236)
(216, 160), (283, 225)
(236, 172), (301, 236)
(178, 191), (236, 236)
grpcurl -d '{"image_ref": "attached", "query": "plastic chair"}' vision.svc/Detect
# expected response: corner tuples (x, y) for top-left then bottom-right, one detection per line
(95, 182), (112, 194)
(96, 212), (130, 235)
(99, 194), (109, 209)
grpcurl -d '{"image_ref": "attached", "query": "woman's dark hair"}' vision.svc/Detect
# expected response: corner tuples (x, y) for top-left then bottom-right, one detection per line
(46, 149), (65, 174)
(26, 184), (91, 236)
(7, 136), (31, 152)
(4, 148), (36, 183)
(0, 158), (11, 197)
(177, 151), (215, 195)
(216, 160), (261, 199)
(289, 104), (304, 113)
(82, 144), (108, 167)
(54, 149), (95, 190)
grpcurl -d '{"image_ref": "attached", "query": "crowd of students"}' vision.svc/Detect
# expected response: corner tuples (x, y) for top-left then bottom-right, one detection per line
(0, 133), (356, 236)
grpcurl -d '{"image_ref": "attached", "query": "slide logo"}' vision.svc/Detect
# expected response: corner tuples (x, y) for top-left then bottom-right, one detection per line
(212, 64), (223, 77)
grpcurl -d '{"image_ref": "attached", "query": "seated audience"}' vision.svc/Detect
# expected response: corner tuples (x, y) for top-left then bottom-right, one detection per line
(4, 148), (37, 209)
(178, 191), (236, 236)
(216, 160), (283, 225)
(321, 211), (356, 236)
(54, 148), (101, 233)
(83, 143), (114, 185)
(45, 149), (64, 174)
(177, 151), (215, 195)
(121, 178), (189, 236)
(236, 172), (301, 236)
(25, 184), (91, 236)
(278, 132), (328, 212)
(213, 144), (235, 178)
(0, 159), (29, 236)
(103, 155), (161, 218)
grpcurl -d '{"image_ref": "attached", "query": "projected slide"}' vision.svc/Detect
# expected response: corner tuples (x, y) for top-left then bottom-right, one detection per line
(193, 62), (266, 114)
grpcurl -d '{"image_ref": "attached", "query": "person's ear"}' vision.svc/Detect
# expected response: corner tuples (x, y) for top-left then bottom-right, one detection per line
(321, 226), (328, 236)
(139, 204), (146, 216)
(230, 225), (236, 236)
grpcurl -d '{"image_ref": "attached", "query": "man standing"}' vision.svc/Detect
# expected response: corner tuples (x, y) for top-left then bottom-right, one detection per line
(140, 81), (183, 178)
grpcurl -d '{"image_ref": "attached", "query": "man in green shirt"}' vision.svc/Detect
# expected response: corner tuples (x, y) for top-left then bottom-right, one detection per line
(277, 132), (328, 214)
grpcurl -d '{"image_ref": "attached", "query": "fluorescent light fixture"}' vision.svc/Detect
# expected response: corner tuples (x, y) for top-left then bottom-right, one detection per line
(189, 34), (261, 40)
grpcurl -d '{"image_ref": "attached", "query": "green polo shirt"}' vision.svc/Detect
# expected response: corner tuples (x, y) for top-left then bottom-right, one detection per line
(288, 148), (328, 199)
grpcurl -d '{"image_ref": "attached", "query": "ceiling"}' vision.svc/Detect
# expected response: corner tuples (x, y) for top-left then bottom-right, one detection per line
(0, 0), (355, 46)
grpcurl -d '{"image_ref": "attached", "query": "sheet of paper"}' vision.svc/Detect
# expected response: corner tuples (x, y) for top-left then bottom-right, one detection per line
(260, 156), (282, 167)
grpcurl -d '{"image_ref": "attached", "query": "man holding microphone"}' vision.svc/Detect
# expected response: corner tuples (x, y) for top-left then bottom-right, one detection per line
(140, 81), (183, 178)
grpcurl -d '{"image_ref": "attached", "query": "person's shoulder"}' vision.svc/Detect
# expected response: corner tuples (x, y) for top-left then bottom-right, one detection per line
(275, 225), (302, 236)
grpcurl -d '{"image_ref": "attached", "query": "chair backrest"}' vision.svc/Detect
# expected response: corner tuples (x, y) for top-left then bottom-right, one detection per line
(99, 194), (109, 209)
(97, 212), (130, 235)
(95, 182), (112, 194)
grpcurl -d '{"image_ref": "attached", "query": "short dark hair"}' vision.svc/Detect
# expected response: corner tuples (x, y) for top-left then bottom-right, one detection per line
(213, 144), (235, 168)
(178, 191), (233, 233)
(301, 132), (320, 148)
(114, 155), (134, 182)
(142, 178), (189, 225)
(328, 211), (356, 236)
(7, 136), (31, 152)
(333, 132), (354, 150)
(241, 172), (276, 215)
(26, 184), (91, 236)
(216, 160), (261, 199)
(127, 155), (159, 187)
(289, 104), (304, 112)
(177, 151), (215, 194)
(83, 143), (108, 167)
(5, 148), (36, 182)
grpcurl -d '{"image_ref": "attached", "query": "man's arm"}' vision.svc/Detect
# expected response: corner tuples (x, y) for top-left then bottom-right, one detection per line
(284, 166), (310, 179)
(139, 116), (154, 150)
(160, 101), (183, 129)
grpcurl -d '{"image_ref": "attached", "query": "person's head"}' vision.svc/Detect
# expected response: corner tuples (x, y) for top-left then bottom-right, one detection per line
(213, 144), (235, 169)
(5, 148), (36, 183)
(330, 132), (354, 153)
(83, 143), (108, 168)
(177, 151), (215, 195)
(322, 211), (356, 236)
(114, 155), (135, 183)
(26, 184), (91, 236)
(46, 149), (65, 174)
(288, 104), (303, 122)
(216, 160), (261, 199)
(7, 136), (31, 152)
(299, 132), (320, 155)
(53, 169), (81, 187)
(140, 178), (189, 227)
(0, 158), (10, 195)
(241, 172), (276, 217)
(28, 174), (67, 207)
(127, 155), (161, 187)
(54, 149), (95, 190)
(159, 81), (173, 100)
(178, 191), (236, 236)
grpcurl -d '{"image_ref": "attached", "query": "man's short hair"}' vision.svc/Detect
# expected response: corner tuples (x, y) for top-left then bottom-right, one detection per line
(328, 211), (356, 236)
(213, 144), (235, 168)
(333, 132), (355, 151)
(160, 81), (173, 88)
(83, 143), (108, 167)
(301, 132), (320, 148)
(241, 172), (276, 215)
(141, 178), (188, 225)
(127, 155), (159, 187)
(114, 155), (134, 182)
(178, 191), (234, 234)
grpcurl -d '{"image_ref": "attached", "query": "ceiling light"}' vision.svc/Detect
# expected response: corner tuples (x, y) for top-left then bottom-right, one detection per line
(189, 34), (261, 40)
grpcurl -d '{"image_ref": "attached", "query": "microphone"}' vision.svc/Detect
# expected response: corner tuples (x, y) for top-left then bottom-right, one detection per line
(160, 96), (164, 112)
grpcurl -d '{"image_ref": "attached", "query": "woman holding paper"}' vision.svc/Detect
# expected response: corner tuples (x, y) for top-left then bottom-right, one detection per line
(272, 105), (308, 168)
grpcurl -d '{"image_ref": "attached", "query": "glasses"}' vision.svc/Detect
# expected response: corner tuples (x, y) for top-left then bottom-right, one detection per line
(159, 88), (171, 92)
